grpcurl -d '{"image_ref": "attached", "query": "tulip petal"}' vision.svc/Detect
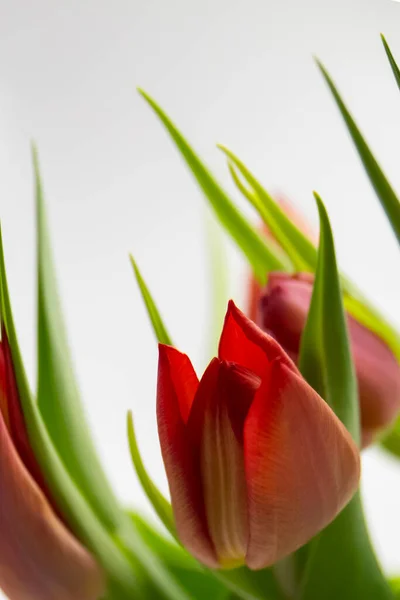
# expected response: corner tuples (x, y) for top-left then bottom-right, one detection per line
(187, 360), (260, 568)
(1, 332), (49, 496)
(157, 345), (218, 567)
(219, 300), (295, 378)
(0, 411), (105, 600)
(349, 316), (400, 431)
(244, 359), (360, 570)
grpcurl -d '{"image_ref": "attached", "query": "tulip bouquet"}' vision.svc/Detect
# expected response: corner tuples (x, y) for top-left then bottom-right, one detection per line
(2, 34), (400, 600)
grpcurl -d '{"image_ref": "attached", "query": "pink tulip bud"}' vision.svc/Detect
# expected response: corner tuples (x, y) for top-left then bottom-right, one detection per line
(259, 273), (400, 447)
(157, 301), (360, 570)
(0, 329), (105, 600)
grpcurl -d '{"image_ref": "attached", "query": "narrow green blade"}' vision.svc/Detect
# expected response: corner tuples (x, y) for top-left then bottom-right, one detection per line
(381, 35), (400, 91)
(205, 215), (229, 357)
(138, 89), (293, 283)
(130, 513), (234, 600)
(34, 148), (124, 532)
(298, 194), (392, 600)
(317, 61), (400, 246)
(130, 256), (172, 345)
(127, 411), (177, 539)
(0, 225), (144, 597)
(218, 145), (316, 272)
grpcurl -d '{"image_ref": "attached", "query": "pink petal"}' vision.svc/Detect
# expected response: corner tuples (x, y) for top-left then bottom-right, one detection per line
(0, 410), (105, 600)
(244, 359), (360, 570)
(157, 345), (218, 567)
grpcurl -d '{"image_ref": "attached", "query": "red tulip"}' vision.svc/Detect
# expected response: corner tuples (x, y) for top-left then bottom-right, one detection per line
(157, 301), (360, 570)
(0, 329), (105, 600)
(259, 273), (400, 447)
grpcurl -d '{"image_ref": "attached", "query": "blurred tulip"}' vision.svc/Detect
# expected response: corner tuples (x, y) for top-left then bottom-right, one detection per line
(259, 273), (400, 447)
(0, 329), (105, 600)
(157, 301), (360, 570)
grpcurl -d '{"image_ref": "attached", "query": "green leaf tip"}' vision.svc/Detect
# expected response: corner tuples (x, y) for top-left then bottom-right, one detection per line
(381, 34), (400, 92)
(138, 89), (291, 283)
(33, 148), (125, 533)
(127, 410), (177, 540)
(129, 254), (173, 346)
(317, 59), (400, 246)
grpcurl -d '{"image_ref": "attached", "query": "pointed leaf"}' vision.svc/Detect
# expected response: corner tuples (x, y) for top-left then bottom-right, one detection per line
(130, 256), (172, 345)
(317, 60), (400, 246)
(127, 411), (177, 539)
(138, 89), (293, 283)
(381, 34), (400, 91)
(219, 145), (315, 272)
(205, 215), (229, 357)
(33, 147), (123, 532)
(298, 194), (392, 600)
(0, 225), (144, 597)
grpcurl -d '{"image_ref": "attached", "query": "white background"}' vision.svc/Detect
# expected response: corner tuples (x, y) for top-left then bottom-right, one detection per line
(1, 0), (400, 594)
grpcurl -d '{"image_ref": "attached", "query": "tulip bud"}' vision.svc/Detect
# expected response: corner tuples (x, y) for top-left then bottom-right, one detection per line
(259, 273), (400, 447)
(0, 329), (105, 600)
(157, 301), (360, 570)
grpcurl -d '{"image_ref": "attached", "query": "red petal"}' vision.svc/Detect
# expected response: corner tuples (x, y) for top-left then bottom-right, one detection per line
(218, 301), (296, 378)
(244, 359), (360, 569)
(187, 360), (259, 567)
(1, 329), (52, 501)
(0, 410), (105, 600)
(157, 345), (218, 567)
(0, 342), (10, 430)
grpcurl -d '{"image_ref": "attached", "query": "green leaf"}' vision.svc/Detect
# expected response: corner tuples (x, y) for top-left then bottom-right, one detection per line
(129, 514), (283, 600)
(218, 145), (315, 273)
(298, 193), (393, 600)
(130, 255), (172, 345)
(138, 89), (293, 284)
(205, 214), (229, 357)
(127, 411), (177, 539)
(33, 147), (124, 533)
(317, 60), (400, 246)
(381, 34), (400, 91)
(130, 513), (233, 600)
(299, 193), (359, 439)
(0, 225), (143, 597)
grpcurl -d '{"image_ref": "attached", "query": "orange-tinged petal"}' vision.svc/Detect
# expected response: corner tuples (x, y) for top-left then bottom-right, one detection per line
(244, 359), (360, 570)
(157, 344), (218, 567)
(219, 300), (295, 378)
(0, 410), (105, 600)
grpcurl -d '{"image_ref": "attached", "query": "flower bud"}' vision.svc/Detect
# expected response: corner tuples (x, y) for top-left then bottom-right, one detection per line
(259, 273), (400, 446)
(157, 301), (360, 570)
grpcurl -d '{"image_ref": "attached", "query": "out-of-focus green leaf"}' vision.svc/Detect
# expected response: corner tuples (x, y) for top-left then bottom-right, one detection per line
(33, 147), (124, 533)
(138, 89), (293, 284)
(219, 145), (400, 375)
(381, 34), (400, 91)
(130, 255), (173, 345)
(317, 60), (400, 246)
(0, 225), (145, 597)
(218, 145), (314, 272)
(129, 513), (283, 600)
(127, 411), (177, 539)
(205, 214), (229, 357)
(298, 194), (392, 600)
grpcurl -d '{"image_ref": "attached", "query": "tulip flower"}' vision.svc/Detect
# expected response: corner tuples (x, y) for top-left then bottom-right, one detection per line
(157, 301), (360, 570)
(0, 329), (105, 600)
(259, 273), (400, 447)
